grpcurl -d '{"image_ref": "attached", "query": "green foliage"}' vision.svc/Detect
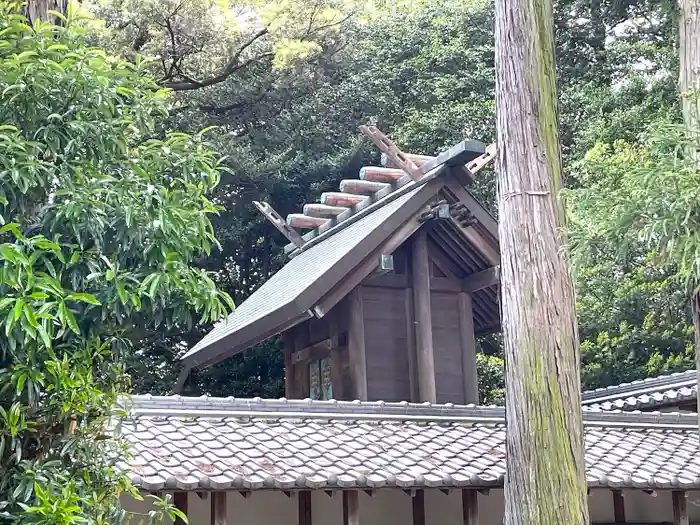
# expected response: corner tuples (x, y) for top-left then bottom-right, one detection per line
(0, 3), (230, 522)
(566, 116), (700, 388)
(85, 0), (688, 399)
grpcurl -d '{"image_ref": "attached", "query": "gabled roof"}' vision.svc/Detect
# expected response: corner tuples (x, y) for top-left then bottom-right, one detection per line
(122, 395), (700, 492)
(181, 140), (500, 372)
(181, 173), (449, 370)
(582, 370), (697, 411)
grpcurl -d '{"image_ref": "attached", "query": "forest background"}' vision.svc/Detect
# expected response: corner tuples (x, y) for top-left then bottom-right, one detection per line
(81, 0), (689, 404)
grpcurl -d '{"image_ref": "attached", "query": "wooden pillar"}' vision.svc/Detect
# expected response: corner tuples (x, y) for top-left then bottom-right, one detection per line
(404, 288), (419, 401)
(412, 490), (426, 525)
(211, 491), (227, 525)
(673, 491), (689, 525)
(343, 490), (360, 525)
(612, 490), (625, 523)
(348, 287), (368, 400)
(283, 337), (294, 399)
(458, 292), (479, 404)
(462, 489), (478, 525)
(411, 229), (436, 403)
(173, 492), (188, 525)
(299, 490), (312, 525)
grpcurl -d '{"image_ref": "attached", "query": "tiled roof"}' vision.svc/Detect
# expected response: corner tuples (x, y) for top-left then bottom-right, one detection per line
(582, 370), (697, 411)
(121, 396), (700, 492)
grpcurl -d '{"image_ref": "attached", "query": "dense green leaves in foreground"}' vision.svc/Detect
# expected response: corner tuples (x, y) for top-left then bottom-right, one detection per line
(0, 3), (231, 523)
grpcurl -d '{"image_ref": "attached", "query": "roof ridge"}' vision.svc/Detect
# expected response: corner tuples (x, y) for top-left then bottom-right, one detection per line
(582, 370), (697, 403)
(126, 395), (698, 429)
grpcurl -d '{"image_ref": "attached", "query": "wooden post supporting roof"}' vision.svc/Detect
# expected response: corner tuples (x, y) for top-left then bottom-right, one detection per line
(672, 491), (689, 525)
(348, 288), (368, 400)
(211, 492), (227, 525)
(458, 293), (479, 404)
(343, 491), (360, 525)
(299, 490), (312, 525)
(412, 229), (437, 402)
(404, 288), (419, 401)
(412, 490), (426, 525)
(612, 490), (626, 523)
(174, 492), (188, 525)
(462, 489), (479, 525)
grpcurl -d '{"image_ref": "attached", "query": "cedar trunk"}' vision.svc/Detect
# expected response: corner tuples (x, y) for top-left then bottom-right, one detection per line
(679, 0), (700, 433)
(494, 0), (589, 523)
(679, 0), (700, 138)
(21, 0), (67, 25)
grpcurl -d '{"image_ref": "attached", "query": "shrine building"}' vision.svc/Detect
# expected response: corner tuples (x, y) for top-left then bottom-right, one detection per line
(120, 130), (700, 525)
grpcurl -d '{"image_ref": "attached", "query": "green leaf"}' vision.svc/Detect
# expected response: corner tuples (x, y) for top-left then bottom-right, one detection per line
(37, 323), (51, 350)
(66, 292), (101, 306)
(23, 305), (38, 328)
(13, 298), (23, 322)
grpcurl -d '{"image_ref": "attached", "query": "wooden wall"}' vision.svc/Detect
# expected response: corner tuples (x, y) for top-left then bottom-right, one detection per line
(363, 286), (412, 402)
(282, 229), (480, 405)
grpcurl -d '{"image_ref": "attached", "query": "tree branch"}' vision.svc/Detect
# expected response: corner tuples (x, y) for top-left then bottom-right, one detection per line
(161, 28), (270, 91)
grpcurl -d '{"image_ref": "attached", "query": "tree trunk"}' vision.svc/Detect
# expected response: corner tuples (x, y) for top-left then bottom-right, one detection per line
(21, 0), (68, 25)
(692, 290), (700, 428)
(679, 0), (700, 139)
(494, 0), (590, 523)
(679, 0), (700, 431)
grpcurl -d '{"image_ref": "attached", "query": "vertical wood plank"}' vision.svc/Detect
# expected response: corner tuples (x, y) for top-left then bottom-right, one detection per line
(348, 288), (368, 400)
(462, 489), (479, 525)
(411, 229), (436, 403)
(343, 490), (360, 525)
(211, 491), (227, 525)
(673, 490), (689, 525)
(458, 292), (479, 404)
(174, 492), (188, 525)
(330, 311), (344, 400)
(283, 331), (294, 398)
(404, 287), (419, 402)
(612, 490), (625, 523)
(412, 490), (426, 525)
(299, 490), (312, 525)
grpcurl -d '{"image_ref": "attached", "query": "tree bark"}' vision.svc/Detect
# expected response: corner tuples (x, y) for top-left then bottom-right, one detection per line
(692, 290), (700, 429)
(679, 0), (700, 139)
(494, 0), (590, 523)
(21, 0), (68, 25)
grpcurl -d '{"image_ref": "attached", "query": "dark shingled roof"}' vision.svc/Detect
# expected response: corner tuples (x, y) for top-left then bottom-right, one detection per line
(122, 395), (700, 492)
(181, 177), (446, 370)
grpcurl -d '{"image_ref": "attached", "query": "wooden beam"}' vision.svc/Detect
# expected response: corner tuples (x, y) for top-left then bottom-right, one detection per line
(672, 491), (689, 525)
(404, 287), (419, 402)
(174, 492), (188, 525)
(299, 490), (312, 525)
(462, 489), (479, 525)
(612, 490), (625, 523)
(458, 293), (479, 404)
(211, 491), (227, 525)
(462, 266), (500, 293)
(412, 490), (426, 525)
(348, 288), (368, 400)
(253, 200), (305, 248)
(291, 338), (334, 365)
(412, 229), (437, 403)
(283, 332), (294, 398)
(343, 491), (360, 525)
(330, 314), (344, 400)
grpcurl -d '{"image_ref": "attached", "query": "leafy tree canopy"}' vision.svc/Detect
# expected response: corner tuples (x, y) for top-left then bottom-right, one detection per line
(0, 3), (230, 521)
